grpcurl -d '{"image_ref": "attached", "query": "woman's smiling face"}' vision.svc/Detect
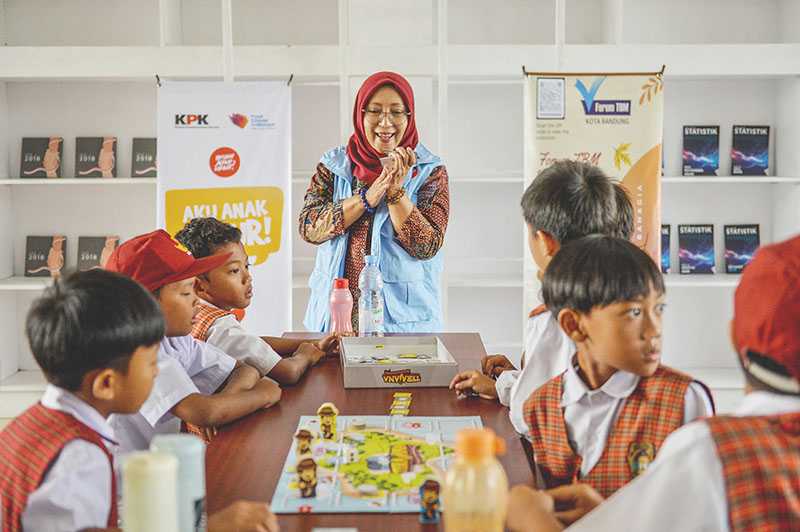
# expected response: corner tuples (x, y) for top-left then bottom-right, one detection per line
(363, 85), (408, 154)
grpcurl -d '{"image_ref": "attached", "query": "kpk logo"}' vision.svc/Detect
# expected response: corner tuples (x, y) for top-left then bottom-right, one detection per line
(209, 147), (240, 178)
(575, 77), (631, 116)
(175, 114), (215, 128)
(382, 369), (422, 385)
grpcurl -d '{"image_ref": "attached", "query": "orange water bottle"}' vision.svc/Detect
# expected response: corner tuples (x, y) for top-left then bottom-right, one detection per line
(442, 428), (509, 532)
(329, 278), (353, 334)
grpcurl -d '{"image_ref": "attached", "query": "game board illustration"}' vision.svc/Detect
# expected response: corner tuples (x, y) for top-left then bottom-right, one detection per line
(271, 415), (482, 514)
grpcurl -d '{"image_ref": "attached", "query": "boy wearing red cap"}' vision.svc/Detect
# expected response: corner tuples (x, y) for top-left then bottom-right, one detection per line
(507, 234), (800, 532)
(174, 217), (338, 384)
(106, 230), (281, 452)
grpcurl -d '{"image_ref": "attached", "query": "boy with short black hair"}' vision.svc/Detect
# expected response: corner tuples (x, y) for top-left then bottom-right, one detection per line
(106, 229), (282, 452)
(524, 235), (713, 497)
(0, 270), (280, 532)
(175, 217), (337, 384)
(0, 269), (162, 531)
(507, 234), (800, 532)
(450, 160), (634, 435)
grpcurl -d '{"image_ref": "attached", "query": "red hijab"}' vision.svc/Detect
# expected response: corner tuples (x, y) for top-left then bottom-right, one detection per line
(346, 71), (419, 185)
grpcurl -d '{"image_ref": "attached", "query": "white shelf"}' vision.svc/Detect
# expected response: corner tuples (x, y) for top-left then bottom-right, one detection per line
(0, 178), (156, 186)
(2, 44), (800, 82)
(663, 177), (800, 184)
(450, 177), (524, 184)
(0, 370), (47, 393)
(452, 44), (800, 79)
(448, 273), (523, 288)
(664, 274), (740, 288)
(0, 277), (53, 291)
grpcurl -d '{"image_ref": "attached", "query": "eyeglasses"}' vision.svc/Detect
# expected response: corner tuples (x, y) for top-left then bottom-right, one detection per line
(362, 108), (411, 125)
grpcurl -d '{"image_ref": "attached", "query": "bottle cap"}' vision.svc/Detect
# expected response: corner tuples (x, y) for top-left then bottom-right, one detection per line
(333, 278), (349, 289)
(455, 428), (506, 461)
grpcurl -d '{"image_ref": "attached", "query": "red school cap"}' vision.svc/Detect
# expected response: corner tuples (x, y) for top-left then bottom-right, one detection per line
(733, 234), (800, 394)
(105, 229), (231, 292)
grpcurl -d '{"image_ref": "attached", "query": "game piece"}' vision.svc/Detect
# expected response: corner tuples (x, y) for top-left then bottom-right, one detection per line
(393, 392), (412, 398)
(317, 403), (340, 440)
(375, 344), (385, 349)
(271, 415), (482, 514)
(295, 428), (314, 455)
(296, 457), (318, 498)
(419, 479), (441, 524)
(398, 353), (419, 359)
(390, 408), (410, 416)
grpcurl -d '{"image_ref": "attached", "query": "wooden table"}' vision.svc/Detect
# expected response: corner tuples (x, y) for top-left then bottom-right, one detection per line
(206, 333), (534, 531)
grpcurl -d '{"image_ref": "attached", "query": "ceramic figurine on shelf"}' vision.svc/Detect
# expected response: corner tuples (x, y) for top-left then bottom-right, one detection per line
(296, 457), (318, 498)
(294, 428), (313, 455)
(419, 479), (441, 524)
(317, 402), (339, 440)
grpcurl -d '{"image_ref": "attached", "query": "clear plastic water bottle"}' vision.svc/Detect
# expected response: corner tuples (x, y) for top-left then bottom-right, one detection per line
(358, 255), (384, 337)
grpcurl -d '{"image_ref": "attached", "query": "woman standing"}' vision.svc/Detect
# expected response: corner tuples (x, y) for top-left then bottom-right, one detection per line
(299, 71), (450, 333)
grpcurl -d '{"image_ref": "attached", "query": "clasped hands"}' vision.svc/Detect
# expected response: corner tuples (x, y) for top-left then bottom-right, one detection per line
(364, 147), (416, 208)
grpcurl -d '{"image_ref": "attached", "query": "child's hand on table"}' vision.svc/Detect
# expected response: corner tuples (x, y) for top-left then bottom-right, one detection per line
(547, 483), (604, 525)
(507, 485), (559, 532)
(208, 500), (280, 532)
(296, 341), (326, 365)
(481, 354), (516, 378)
(449, 370), (499, 400)
(315, 334), (341, 356)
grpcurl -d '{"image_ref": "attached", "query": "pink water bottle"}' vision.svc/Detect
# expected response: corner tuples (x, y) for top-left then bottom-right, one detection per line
(329, 278), (353, 334)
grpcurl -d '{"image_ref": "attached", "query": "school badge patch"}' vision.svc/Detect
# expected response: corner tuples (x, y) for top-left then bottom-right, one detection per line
(627, 442), (656, 477)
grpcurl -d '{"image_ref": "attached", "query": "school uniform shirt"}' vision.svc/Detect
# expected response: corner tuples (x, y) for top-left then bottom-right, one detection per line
(20, 385), (117, 532)
(495, 309), (574, 435)
(109, 335), (236, 453)
(568, 391), (800, 532)
(192, 299), (282, 377)
(555, 360), (715, 477)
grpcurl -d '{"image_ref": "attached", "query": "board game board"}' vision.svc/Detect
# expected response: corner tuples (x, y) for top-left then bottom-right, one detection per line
(271, 415), (482, 514)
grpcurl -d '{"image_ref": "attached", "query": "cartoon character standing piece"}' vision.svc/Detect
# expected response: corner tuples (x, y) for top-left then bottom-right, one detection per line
(317, 402), (339, 440)
(419, 479), (441, 524)
(294, 428), (313, 455)
(296, 457), (318, 498)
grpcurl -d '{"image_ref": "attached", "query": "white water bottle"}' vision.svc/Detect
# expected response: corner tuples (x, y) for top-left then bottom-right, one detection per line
(358, 255), (384, 337)
(122, 451), (179, 532)
(151, 434), (207, 532)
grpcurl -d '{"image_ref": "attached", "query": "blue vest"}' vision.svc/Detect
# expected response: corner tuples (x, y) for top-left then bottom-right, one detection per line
(303, 144), (444, 333)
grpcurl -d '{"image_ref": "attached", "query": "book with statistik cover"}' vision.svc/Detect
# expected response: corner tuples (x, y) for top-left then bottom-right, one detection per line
(682, 126), (719, 176)
(661, 224), (670, 274)
(724, 224), (760, 274)
(731, 125), (769, 176)
(678, 224), (715, 274)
